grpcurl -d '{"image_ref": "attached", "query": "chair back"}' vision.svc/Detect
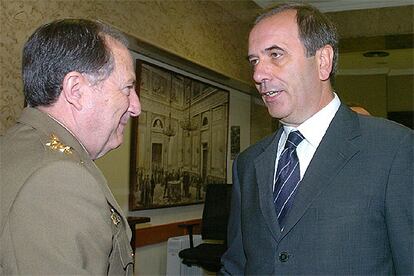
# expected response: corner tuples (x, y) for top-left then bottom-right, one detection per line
(201, 184), (232, 241)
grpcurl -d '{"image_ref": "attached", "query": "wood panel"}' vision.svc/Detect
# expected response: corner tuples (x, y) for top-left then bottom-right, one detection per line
(134, 219), (202, 247)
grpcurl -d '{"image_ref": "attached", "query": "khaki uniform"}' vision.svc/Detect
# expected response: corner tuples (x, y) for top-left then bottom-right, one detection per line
(0, 107), (134, 275)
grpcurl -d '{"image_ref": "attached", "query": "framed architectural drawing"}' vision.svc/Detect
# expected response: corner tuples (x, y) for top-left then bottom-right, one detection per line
(129, 60), (229, 210)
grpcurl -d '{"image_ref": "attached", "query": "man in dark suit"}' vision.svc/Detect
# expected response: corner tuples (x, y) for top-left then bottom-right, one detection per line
(221, 3), (413, 275)
(1, 19), (140, 274)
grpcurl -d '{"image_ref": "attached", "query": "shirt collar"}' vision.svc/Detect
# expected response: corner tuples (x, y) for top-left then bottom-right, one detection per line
(283, 93), (341, 147)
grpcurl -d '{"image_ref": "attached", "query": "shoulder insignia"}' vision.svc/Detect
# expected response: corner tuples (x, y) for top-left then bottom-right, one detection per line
(45, 134), (73, 155)
(111, 208), (121, 226)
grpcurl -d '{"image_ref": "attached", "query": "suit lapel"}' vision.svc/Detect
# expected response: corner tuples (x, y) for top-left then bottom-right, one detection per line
(255, 129), (284, 240)
(280, 105), (361, 238)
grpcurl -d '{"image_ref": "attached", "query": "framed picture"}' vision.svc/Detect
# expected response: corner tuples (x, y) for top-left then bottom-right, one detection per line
(129, 60), (229, 210)
(230, 126), (240, 160)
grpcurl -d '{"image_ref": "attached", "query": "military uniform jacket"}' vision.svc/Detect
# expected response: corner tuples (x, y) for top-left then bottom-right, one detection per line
(0, 107), (134, 275)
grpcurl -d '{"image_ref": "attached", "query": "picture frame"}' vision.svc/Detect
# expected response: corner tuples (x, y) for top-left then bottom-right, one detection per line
(230, 126), (240, 160)
(129, 60), (229, 210)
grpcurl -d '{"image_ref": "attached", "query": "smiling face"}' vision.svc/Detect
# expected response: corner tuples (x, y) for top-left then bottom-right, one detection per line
(80, 36), (141, 159)
(248, 10), (334, 126)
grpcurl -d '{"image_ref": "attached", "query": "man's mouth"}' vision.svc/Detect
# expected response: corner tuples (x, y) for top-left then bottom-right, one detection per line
(120, 113), (130, 125)
(259, 80), (283, 98)
(262, 90), (282, 97)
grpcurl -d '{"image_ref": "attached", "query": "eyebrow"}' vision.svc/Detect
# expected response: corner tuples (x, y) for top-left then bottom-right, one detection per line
(265, 45), (284, 53)
(247, 45), (285, 60)
(127, 78), (136, 86)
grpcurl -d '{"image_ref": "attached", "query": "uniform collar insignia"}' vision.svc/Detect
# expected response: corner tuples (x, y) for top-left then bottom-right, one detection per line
(111, 208), (121, 226)
(45, 134), (73, 155)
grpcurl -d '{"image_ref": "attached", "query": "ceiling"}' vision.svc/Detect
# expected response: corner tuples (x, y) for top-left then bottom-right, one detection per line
(338, 48), (413, 75)
(252, 0), (414, 12)
(228, 0), (414, 75)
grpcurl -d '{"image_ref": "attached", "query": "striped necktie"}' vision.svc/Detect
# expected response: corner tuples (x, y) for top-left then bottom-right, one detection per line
(273, 130), (304, 227)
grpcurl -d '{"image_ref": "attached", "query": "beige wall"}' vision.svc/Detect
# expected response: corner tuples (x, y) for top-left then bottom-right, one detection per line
(0, 0), (252, 133)
(329, 6), (413, 38)
(335, 73), (414, 117)
(387, 74), (414, 112)
(335, 74), (388, 117)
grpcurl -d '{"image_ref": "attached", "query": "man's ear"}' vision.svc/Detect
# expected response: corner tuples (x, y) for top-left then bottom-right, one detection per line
(61, 72), (87, 111)
(317, 45), (334, 81)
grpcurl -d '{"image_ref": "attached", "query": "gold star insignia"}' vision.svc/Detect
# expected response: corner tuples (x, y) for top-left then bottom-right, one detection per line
(111, 208), (121, 226)
(45, 134), (73, 155)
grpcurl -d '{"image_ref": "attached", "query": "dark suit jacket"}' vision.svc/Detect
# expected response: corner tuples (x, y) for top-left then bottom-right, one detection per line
(221, 104), (413, 275)
(0, 107), (134, 275)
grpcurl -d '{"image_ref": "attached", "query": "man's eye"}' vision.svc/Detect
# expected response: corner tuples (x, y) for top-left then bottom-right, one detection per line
(122, 85), (134, 95)
(270, 52), (282, 59)
(249, 59), (259, 66)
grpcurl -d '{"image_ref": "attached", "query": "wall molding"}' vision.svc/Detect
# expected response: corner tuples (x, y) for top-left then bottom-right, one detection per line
(337, 68), (414, 76)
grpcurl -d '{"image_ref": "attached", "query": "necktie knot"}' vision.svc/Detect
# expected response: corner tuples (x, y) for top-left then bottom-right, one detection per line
(285, 131), (304, 149)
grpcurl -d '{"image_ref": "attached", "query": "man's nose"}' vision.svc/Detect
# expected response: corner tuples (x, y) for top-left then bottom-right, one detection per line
(129, 90), (141, 117)
(252, 61), (272, 85)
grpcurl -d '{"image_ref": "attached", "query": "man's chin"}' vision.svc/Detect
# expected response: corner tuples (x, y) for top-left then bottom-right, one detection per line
(112, 135), (124, 149)
(116, 132), (126, 146)
(105, 134), (124, 151)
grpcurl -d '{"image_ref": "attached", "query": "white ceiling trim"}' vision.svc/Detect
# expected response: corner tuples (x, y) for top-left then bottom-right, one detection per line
(337, 68), (390, 75)
(388, 69), (414, 76)
(337, 68), (414, 76)
(253, 0), (413, 12)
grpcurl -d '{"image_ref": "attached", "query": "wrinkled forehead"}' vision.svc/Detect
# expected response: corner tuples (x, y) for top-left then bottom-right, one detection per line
(105, 36), (131, 61)
(250, 10), (298, 41)
(107, 37), (134, 71)
(104, 36), (135, 83)
(248, 10), (301, 54)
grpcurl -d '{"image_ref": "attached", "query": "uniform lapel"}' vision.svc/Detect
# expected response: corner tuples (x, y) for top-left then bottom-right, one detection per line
(83, 151), (132, 239)
(19, 107), (131, 239)
(280, 105), (361, 237)
(255, 129), (284, 240)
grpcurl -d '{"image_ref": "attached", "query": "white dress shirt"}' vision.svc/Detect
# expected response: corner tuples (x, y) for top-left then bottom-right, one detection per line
(273, 94), (341, 190)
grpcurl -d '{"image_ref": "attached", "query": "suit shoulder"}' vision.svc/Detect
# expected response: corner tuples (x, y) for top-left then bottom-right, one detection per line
(238, 132), (276, 161)
(359, 115), (413, 139)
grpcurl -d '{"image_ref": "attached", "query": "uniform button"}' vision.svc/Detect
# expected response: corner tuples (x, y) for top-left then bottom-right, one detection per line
(279, 252), (289, 262)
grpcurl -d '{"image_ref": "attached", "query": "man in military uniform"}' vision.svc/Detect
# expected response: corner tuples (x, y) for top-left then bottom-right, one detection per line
(0, 19), (140, 274)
